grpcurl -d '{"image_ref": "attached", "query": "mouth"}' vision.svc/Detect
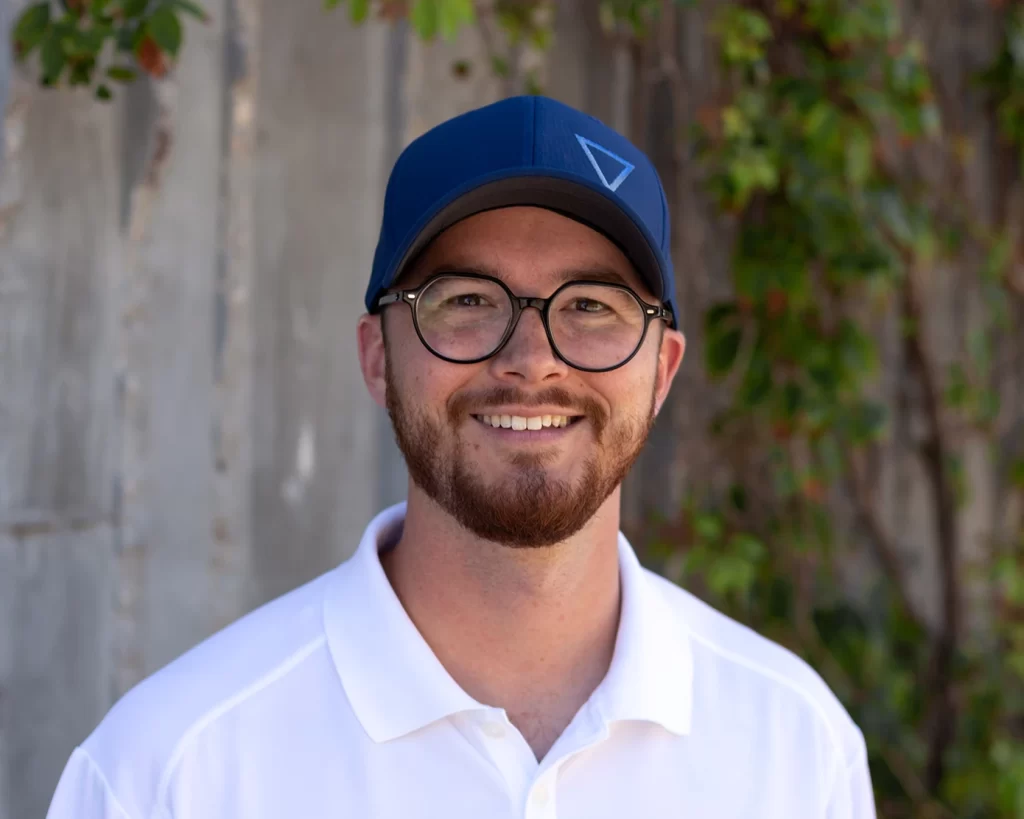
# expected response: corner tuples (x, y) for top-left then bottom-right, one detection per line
(472, 413), (584, 432)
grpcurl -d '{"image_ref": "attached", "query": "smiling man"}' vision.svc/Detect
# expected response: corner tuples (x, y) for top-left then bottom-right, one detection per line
(48, 96), (875, 819)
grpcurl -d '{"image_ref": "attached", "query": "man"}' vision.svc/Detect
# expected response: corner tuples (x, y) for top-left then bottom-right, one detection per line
(48, 96), (875, 818)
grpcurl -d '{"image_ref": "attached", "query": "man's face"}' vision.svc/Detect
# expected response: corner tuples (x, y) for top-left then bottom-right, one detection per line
(359, 207), (685, 547)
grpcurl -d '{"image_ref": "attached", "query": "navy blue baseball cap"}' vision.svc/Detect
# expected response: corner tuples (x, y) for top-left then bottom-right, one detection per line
(366, 95), (678, 328)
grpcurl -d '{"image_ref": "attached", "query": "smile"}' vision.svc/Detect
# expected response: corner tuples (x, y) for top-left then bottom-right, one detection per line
(472, 413), (582, 431)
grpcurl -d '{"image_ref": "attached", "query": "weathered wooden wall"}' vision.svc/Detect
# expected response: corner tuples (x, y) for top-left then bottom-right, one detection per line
(0, 1), (1019, 817)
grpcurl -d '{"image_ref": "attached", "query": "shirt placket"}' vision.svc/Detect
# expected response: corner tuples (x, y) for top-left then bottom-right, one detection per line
(522, 707), (610, 819)
(523, 766), (559, 819)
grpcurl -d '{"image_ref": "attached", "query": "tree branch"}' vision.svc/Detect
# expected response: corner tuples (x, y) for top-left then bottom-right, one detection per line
(900, 267), (962, 793)
(846, 446), (926, 631)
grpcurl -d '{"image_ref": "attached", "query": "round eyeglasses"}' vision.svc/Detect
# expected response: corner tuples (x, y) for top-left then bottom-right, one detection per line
(376, 272), (672, 373)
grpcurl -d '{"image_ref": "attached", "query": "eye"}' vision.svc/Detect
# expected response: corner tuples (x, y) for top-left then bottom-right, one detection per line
(571, 298), (612, 314)
(447, 293), (491, 307)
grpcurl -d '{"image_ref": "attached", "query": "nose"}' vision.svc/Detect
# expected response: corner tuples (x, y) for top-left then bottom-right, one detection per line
(487, 305), (569, 384)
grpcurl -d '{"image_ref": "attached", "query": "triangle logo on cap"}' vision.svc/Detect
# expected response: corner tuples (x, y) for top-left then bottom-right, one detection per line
(575, 134), (635, 192)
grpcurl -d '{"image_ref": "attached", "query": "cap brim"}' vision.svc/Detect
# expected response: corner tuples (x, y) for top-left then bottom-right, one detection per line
(388, 175), (668, 312)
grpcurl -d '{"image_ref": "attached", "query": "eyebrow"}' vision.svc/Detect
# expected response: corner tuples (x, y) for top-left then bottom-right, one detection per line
(554, 266), (633, 287)
(423, 263), (635, 290)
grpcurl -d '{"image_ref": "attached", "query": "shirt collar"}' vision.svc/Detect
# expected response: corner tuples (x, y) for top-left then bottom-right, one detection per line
(323, 503), (693, 743)
(589, 532), (693, 736)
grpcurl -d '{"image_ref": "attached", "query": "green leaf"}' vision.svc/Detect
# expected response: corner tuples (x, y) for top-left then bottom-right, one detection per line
(68, 58), (94, 85)
(61, 27), (106, 58)
(497, 5), (524, 44)
(727, 148), (779, 204)
(716, 7), (772, 64)
(1010, 458), (1024, 489)
(524, 69), (543, 96)
(945, 364), (970, 409)
(983, 234), (1012, 283)
(729, 532), (765, 561)
(816, 433), (845, 481)
(96, 83), (113, 100)
(694, 513), (724, 542)
(837, 320), (877, 377)
(975, 388), (1000, 427)
(347, 0), (370, 22)
(846, 400), (887, 444)
(707, 327), (742, 376)
(529, 23), (553, 51)
(91, 0), (115, 18)
(171, 0), (209, 20)
(12, 3), (51, 59)
(844, 125), (873, 187)
(147, 5), (183, 56)
(490, 55), (509, 77)
(437, 0), (474, 40)
(107, 65), (138, 82)
(324, 0), (343, 7)
(705, 301), (738, 330)
(116, 24), (137, 51)
(410, 0), (439, 39)
(707, 551), (760, 598)
(781, 381), (803, 418)
(40, 31), (67, 83)
(722, 105), (752, 140)
(114, 0), (150, 18)
(740, 353), (772, 407)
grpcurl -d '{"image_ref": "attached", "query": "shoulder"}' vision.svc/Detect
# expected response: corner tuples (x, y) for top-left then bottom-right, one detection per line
(79, 571), (337, 817)
(644, 568), (867, 768)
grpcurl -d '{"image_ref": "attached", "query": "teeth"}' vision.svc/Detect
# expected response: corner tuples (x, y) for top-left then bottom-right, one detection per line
(477, 414), (573, 430)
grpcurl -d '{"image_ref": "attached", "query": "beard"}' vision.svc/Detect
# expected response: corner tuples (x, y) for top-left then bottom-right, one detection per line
(384, 351), (658, 548)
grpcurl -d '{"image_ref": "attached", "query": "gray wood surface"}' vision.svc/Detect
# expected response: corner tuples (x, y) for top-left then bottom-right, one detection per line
(0, 2), (1019, 817)
(0, 80), (121, 819)
(247, 0), (388, 605)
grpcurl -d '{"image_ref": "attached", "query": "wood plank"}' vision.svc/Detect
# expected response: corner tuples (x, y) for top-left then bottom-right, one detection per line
(0, 77), (120, 819)
(113, 0), (230, 689)
(0, 527), (115, 819)
(248, 4), (389, 603)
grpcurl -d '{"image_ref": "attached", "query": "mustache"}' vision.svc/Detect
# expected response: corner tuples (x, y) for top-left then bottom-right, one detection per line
(448, 386), (607, 434)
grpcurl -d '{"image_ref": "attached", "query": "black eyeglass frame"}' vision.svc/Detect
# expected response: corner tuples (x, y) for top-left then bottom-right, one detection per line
(375, 271), (672, 373)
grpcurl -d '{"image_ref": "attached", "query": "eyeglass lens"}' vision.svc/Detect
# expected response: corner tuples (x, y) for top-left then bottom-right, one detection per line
(414, 275), (647, 370)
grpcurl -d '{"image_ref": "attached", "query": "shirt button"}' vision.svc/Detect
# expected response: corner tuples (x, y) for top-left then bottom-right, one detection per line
(532, 783), (551, 807)
(482, 722), (505, 739)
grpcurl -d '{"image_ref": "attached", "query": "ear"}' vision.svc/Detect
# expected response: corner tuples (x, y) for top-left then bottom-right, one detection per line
(653, 327), (686, 416)
(357, 313), (388, 410)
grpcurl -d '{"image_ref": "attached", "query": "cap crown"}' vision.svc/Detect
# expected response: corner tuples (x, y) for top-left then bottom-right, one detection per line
(367, 96), (675, 325)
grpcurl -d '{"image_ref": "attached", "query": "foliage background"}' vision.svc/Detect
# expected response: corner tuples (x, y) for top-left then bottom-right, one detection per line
(5, 0), (1024, 817)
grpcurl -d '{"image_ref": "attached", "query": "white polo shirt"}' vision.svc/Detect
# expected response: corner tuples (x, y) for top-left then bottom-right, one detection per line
(48, 503), (875, 819)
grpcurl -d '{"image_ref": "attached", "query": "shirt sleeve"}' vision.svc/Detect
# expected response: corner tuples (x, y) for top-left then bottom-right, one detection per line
(827, 754), (878, 819)
(47, 747), (135, 819)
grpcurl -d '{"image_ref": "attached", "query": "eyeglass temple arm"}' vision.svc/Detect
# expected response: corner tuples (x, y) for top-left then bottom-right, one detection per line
(376, 292), (414, 308)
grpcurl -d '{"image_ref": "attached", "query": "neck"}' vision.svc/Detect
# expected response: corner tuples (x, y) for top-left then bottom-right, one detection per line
(380, 486), (623, 760)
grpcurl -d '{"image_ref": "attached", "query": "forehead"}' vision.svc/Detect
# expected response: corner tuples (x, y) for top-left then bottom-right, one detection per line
(399, 206), (654, 299)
